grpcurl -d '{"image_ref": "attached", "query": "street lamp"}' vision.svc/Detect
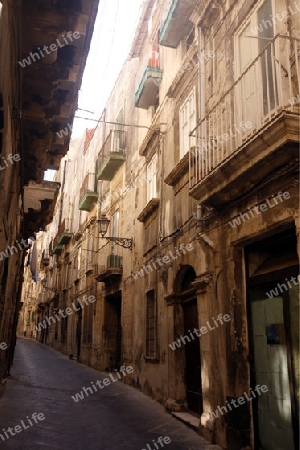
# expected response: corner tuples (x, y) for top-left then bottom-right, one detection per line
(98, 214), (110, 237)
(97, 214), (133, 250)
(41, 278), (56, 293)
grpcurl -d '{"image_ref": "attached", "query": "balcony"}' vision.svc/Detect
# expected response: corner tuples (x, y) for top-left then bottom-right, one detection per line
(97, 130), (127, 181)
(57, 219), (73, 245)
(94, 254), (123, 283)
(135, 45), (163, 109)
(79, 173), (98, 211)
(24, 180), (60, 238)
(52, 236), (64, 256)
(189, 35), (300, 206)
(159, 0), (194, 48)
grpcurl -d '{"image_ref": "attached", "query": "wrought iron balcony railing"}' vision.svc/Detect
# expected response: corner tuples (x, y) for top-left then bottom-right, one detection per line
(135, 45), (163, 109)
(97, 129), (127, 181)
(57, 219), (73, 245)
(79, 173), (98, 211)
(189, 35), (300, 191)
(94, 243), (123, 283)
(52, 235), (64, 255)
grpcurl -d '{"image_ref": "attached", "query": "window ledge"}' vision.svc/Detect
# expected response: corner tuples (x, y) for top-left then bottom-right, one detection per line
(137, 198), (160, 223)
(144, 356), (159, 363)
(165, 151), (189, 186)
(139, 128), (160, 157)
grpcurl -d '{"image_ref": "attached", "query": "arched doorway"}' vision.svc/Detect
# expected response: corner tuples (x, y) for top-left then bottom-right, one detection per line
(175, 265), (203, 415)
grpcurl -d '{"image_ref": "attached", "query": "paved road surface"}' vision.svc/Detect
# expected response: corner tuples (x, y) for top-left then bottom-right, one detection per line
(0, 339), (221, 450)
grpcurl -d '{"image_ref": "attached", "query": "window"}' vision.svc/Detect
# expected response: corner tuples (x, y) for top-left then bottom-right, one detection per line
(235, 0), (276, 127)
(179, 87), (196, 159)
(63, 264), (68, 288)
(146, 290), (156, 358)
(148, 0), (158, 35)
(82, 298), (93, 344)
(116, 108), (125, 150)
(77, 248), (82, 275)
(147, 155), (157, 202)
(111, 210), (119, 237)
(73, 159), (77, 178)
(68, 202), (74, 232)
(86, 234), (94, 270)
(237, 0), (275, 72)
(111, 210), (119, 254)
(67, 262), (72, 286)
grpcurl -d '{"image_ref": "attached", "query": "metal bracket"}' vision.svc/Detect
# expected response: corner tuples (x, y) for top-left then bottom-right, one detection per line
(103, 236), (133, 250)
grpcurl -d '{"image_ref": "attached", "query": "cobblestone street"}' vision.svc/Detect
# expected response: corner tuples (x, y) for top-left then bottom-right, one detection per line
(0, 339), (220, 450)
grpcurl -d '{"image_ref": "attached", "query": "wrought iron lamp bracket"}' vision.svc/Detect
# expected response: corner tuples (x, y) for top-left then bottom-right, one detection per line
(103, 236), (133, 250)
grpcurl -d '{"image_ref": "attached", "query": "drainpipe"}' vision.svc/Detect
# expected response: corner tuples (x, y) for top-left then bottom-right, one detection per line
(58, 159), (67, 227)
(197, 25), (206, 217)
(198, 25), (206, 153)
(159, 131), (165, 241)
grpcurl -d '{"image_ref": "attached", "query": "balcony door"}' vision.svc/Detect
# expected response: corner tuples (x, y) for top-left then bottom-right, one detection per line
(236, 0), (277, 136)
(183, 298), (203, 415)
(179, 87), (196, 160)
(105, 293), (122, 371)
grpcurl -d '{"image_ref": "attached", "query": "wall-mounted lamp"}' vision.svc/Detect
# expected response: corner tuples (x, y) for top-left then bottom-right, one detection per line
(41, 278), (56, 293)
(97, 214), (133, 250)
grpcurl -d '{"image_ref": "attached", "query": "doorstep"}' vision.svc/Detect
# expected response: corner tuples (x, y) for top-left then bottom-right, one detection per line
(171, 412), (222, 449)
(172, 411), (200, 429)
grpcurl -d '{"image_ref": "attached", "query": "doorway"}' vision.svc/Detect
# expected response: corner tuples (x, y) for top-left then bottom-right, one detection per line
(249, 282), (298, 449)
(174, 265), (203, 416)
(246, 229), (299, 450)
(183, 298), (203, 415)
(105, 293), (122, 370)
(76, 311), (82, 361)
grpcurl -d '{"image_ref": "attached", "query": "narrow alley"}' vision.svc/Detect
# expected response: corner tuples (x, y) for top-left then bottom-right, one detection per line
(0, 339), (220, 450)
(0, 1), (299, 449)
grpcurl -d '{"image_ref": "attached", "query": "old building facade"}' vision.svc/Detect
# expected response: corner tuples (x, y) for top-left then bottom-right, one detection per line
(19, 0), (299, 449)
(0, 0), (98, 392)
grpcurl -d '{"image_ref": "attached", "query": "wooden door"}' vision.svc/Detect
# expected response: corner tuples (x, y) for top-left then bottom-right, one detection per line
(183, 299), (203, 415)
